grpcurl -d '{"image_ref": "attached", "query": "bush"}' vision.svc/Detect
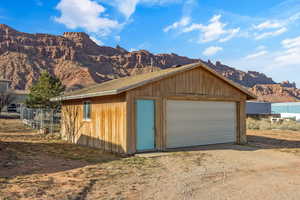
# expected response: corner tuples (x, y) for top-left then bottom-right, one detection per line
(259, 119), (273, 130)
(276, 121), (300, 131)
(247, 118), (300, 131)
(246, 118), (260, 130)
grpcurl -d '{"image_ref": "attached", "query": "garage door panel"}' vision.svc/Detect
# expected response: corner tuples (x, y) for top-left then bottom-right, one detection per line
(166, 100), (236, 148)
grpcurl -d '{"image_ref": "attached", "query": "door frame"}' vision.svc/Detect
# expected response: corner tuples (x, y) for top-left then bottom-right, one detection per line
(135, 98), (157, 152)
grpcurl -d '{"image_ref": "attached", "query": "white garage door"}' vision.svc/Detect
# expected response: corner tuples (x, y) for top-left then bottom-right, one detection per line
(166, 100), (236, 148)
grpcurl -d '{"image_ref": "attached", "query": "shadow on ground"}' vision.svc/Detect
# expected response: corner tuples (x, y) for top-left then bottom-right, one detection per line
(2, 134), (299, 178)
(159, 135), (300, 154)
(1, 117), (300, 178)
(0, 113), (20, 119)
(0, 118), (125, 178)
(0, 138), (122, 178)
(248, 135), (300, 149)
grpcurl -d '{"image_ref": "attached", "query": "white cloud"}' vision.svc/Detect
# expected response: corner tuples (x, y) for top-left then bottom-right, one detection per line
(90, 36), (103, 45)
(219, 28), (240, 42)
(55, 0), (121, 36)
(129, 48), (137, 52)
(255, 27), (287, 40)
(202, 46), (223, 56)
(115, 35), (121, 42)
(252, 11), (300, 40)
(275, 47), (300, 65)
(254, 20), (283, 30)
(245, 50), (268, 59)
(256, 45), (266, 50)
(233, 36), (300, 71)
(182, 14), (240, 43)
(103, 0), (181, 19)
(288, 12), (300, 22)
(281, 35), (300, 48)
(275, 36), (300, 65)
(163, 16), (191, 32)
(162, 0), (196, 35)
(251, 10), (300, 41)
(141, 0), (182, 5)
(113, 0), (139, 19)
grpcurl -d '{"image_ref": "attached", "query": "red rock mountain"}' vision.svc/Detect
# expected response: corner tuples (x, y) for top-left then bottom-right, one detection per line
(0, 24), (297, 102)
(250, 82), (300, 102)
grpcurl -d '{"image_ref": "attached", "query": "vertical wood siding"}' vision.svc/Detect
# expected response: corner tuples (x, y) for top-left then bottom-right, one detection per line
(61, 94), (127, 154)
(127, 68), (247, 98)
(62, 67), (249, 154)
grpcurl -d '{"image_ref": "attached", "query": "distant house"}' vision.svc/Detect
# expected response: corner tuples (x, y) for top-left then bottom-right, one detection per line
(52, 62), (256, 155)
(272, 102), (300, 121)
(0, 78), (29, 112)
(0, 78), (10, 92)
(246, 101), (271, 116)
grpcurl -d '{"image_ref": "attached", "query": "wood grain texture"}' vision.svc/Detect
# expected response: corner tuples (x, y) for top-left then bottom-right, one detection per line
(126, 67), (248, 152)
(238, 101), (247, 144)
(128, 68), (248, 99)
(61, 94), (127, 154)
(61, 66), (249, 154)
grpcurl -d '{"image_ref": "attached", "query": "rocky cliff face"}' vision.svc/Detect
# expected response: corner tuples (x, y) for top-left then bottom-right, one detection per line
(205, 60), (275, 88)
(280, 81), (297, 88)
(250, 84), (300, 102)
(0, 24), (297, 102)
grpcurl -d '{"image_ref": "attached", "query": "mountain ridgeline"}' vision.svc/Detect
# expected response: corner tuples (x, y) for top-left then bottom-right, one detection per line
(0, 24), (298, 102)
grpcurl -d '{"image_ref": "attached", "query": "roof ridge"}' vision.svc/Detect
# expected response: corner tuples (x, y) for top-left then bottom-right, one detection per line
(52, 61), (256, 101)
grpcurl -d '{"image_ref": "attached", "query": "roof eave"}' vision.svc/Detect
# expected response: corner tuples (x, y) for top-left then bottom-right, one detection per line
(50, 89), (119, 102)
(247, 94), (258, 100)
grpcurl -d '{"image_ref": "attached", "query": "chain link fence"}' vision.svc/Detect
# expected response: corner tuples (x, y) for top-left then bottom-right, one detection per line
(20, 106), (61, 134)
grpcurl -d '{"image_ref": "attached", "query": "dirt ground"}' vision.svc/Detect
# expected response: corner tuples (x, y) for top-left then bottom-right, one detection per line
(1, 119), (300, 200)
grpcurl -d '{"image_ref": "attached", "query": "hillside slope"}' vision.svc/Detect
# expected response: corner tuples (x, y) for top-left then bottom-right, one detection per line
(250, 82), (300, 102)
(0, 24), (297, 102)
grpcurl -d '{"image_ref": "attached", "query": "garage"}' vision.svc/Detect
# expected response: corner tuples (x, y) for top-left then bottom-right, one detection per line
(56, 62), (256, 154)
(166, 100), (236, 148)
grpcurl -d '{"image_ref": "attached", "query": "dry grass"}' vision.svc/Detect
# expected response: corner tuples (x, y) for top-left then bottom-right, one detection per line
(0, 120), (119, 164)
(0, 119), (33, 133)
(1, 119), (300, 200)
(0, 119), (162, 200)
(247, 118), (300, 131)
(247, 129), (300, 156)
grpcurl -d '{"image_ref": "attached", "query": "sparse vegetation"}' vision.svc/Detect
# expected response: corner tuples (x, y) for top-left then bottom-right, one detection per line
(2, 118), (300, 199)
(122, 157), (160, 169)
(61, 105), (84, 143)
(247, 118), (300, 131)
(0, 119), (33, 133)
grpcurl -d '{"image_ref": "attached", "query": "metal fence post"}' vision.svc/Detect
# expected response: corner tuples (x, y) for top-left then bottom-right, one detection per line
(50, 109), (54, 134)
(40, 109), (43, 131)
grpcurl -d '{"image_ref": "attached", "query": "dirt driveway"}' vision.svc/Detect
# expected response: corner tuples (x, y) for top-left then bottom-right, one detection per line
(1, 119), (300, 200)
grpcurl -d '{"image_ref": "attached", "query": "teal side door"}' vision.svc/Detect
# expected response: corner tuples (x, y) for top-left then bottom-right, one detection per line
(136, 99), (155, 151)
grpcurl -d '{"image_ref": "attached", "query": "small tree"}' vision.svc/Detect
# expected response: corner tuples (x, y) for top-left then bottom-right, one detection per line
(62, 105), (83, 143)
(0, 91), (15, 113)
(26, 71), (65, 109)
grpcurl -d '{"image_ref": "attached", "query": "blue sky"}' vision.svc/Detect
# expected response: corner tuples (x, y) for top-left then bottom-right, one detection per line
(1, 0), (300, 86)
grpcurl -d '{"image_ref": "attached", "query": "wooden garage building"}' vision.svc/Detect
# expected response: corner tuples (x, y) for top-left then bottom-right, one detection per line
(52, 62), (256, 154)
